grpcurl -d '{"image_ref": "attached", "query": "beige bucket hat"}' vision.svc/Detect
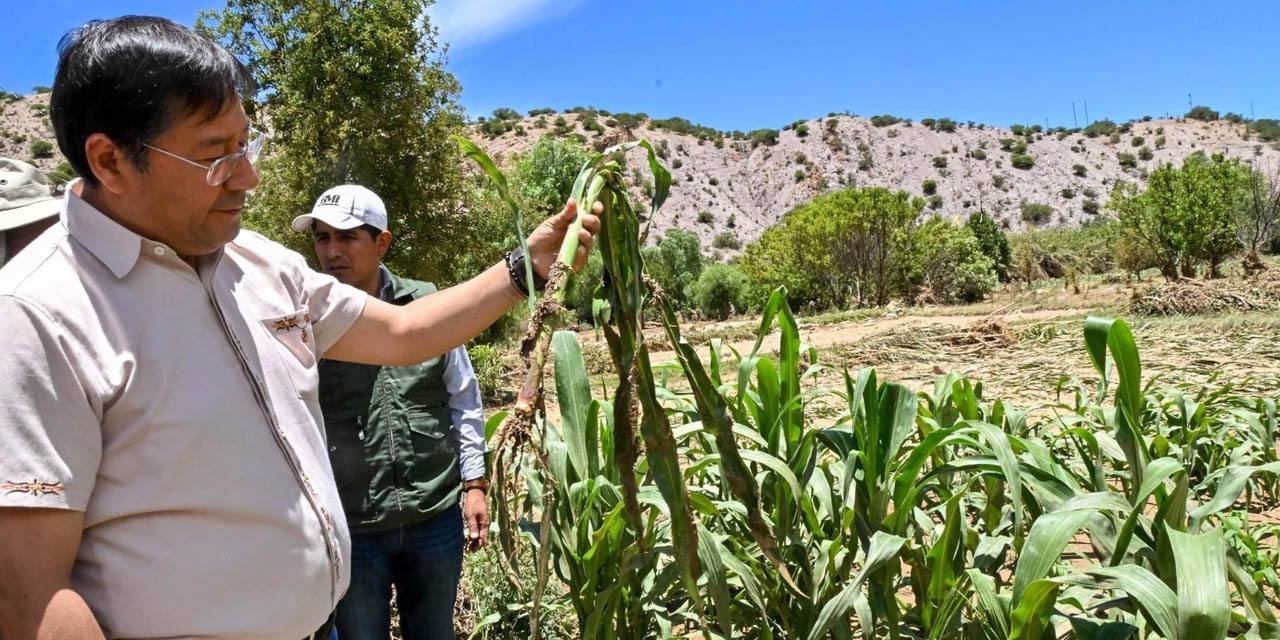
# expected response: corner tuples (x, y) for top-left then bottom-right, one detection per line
(0, 158), (62, 232)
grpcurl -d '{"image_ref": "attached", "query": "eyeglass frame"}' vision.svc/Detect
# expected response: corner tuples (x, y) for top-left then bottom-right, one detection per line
(140, 128), (267, 187)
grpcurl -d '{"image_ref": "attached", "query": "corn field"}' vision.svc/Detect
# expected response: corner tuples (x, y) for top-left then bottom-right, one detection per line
(459, 137), (1280, 640)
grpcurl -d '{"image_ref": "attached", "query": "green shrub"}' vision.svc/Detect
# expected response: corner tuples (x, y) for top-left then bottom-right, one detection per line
(1083, 119), (1117, 138)
(47, 162), (76, 183)
(1082, 199), (1101, 214)
(794, 124), (810, 137)
(1117, 152), (1137, 168)
(33, 85), (52, 94)
(1138, 146), (1153, 161)
(708, 176), (719, 186)
(870, 114), (902, 127)
(928, 195), (943, 210)
(1131, 135), (1144, 147)
(825, 118), (839, 131)
(697, 211), (714, 224)
(965, 211), (1011, 281)
(916, 218), (997, 303)
(969, 149), (987, 160)
(1061, 188), (1075, 198)
(1186, 105), (1219, 121)
(30, 139), (54, 158)
(856, 142), (874, 170)
(1010, 154), (1034, 169)
(1083, 187), (1098, 198)
(794, 152), (807, 165)
(922, 179), (937, 195)
(749, 128), (779, 147)
(932, 156), (947, 169)
(1013, 140), (1028, 155)
(1073, 163), (1087, 177)
(992, 175), (1006, 188)
(712, 231), (741, 250)
(527, 107), (555, 116)
(921, 118), (936, 129)
(1155, 135), (1167, 149)
(691, 264), (747, 320)
(672, 158), (683, 169)
(794, 169), (805, 182)
(492, 107), (521, 120)
(1248, 119), (1280, 141)
(1020, 201), (1054, 224)
(999, 138), (1016, 151)
(726, 214), (736, 228)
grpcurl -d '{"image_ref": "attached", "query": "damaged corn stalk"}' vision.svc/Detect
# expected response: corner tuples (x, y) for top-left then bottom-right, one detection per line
(454, 135), (703, 611)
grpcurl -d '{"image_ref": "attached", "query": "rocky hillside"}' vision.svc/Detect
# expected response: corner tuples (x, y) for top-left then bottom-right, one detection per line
(6, 91), (1277, 252)
(0, 92), (66, 181)
(476, 111), (1280, 253)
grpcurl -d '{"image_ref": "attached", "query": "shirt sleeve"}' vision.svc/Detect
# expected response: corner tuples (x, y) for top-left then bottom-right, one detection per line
(442, 346), (487, 481)
(297, 264), (368, 357)
(0, 296), (102, 511)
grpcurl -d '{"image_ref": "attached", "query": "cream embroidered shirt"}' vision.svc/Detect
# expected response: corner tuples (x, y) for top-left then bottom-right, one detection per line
(0, 185), (367, 640)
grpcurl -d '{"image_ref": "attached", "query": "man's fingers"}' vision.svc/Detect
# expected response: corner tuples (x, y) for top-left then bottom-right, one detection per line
(548, 199), (578, 229)
(580, 211), (601, 235)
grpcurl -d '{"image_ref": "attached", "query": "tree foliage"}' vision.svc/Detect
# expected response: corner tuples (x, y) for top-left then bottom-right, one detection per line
(647, 229), (705, 309)
(691, 264), (747, 320)
(916, 218), (997, 303)
(966, 211), (1011, 282)
(1108, 154), (1248, 278)
(198, 0), (470, 283)
(739, 187), (921, 310)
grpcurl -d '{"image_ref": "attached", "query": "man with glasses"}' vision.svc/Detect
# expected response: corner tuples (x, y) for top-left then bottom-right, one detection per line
(0, 16), (598, 640)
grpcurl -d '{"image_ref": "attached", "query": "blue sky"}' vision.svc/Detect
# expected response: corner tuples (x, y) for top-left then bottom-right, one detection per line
(5, 0), (1278, 132)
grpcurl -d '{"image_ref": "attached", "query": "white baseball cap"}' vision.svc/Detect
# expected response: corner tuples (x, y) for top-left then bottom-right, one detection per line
(291, 184), (388, 232)
(0, 158), (62, 232)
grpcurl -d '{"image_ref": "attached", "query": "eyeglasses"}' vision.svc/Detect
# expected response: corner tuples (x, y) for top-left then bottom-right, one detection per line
(142, 128), (267, 187)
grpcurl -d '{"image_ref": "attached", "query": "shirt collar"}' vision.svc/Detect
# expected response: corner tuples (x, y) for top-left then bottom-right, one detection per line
(63, 180), (143, 279)
(377, 264), (394, 302)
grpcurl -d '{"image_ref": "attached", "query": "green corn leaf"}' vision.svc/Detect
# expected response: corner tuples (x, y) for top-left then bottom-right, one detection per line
(1190, 461), (1280, 527)
(1013, 505), (1104, 605)
(806, 532), (907, 640)
(455, 135), (536, 312)
(696, 527), (734, 639)
(1168, 528), (1230, 640)
(1008, 579), (1060, 640)
(966, 568), (1010, 638)
(1058, 565), (1178, 640)
(553, 331), (593, 482)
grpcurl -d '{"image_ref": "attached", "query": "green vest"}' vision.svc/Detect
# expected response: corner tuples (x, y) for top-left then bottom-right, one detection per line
(318, 274), (461, 534)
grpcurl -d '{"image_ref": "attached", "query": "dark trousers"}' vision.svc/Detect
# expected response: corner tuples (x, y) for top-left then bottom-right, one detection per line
(335, 504), (464, 640)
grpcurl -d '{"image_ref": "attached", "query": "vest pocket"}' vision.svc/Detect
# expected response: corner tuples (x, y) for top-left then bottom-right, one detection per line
(406, 406), (461, 492)
(326, 414), (374, 518)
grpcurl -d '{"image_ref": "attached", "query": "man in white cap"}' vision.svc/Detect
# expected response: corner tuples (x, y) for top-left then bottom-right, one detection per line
(0, 158), (62, 266)
(290, 185), (488, 640)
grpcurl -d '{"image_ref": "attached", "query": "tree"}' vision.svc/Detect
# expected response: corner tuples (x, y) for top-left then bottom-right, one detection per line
(512, 137), (591, 220)
(1109, 154), (1246, 279)
(915, 218), (997, 303)
(1185, 105), (1219, 122)
(966, 211), (1011, 282)
(691, 264), (747, 320)
(198, 0), (470, 283)
(647, 229), (704, 309)
(1240, 163), (1280, 266)
(739, 187), (921, 309)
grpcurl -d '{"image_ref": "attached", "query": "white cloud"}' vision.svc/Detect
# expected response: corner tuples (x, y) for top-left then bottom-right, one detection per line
(427, 0), (588, 52)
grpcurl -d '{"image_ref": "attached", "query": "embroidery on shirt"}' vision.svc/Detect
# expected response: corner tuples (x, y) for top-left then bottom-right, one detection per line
(271, 315), (301, 333)
(2, 479), (66, 497)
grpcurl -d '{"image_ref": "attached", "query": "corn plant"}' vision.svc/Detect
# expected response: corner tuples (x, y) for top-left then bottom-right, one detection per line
(457, 135), (1280, 639)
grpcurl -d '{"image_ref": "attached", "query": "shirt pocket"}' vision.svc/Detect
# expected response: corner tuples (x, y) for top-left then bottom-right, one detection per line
(260, 308), (317, 370)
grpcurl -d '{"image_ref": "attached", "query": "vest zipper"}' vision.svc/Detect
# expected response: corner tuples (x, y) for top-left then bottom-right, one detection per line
(379, 371), (406, 518)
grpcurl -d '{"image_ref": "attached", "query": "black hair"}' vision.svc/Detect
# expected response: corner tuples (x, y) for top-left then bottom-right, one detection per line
(311, 221), (383, 241)
(50, 16), (256, 185)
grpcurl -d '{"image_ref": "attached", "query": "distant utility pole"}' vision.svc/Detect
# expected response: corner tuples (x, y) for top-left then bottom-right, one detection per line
(1072, 102), (1078, 128)
(1251, 100), (1256, 120)
(1188, 93), (1193, 108)
(1084, 100), (1090, 126)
